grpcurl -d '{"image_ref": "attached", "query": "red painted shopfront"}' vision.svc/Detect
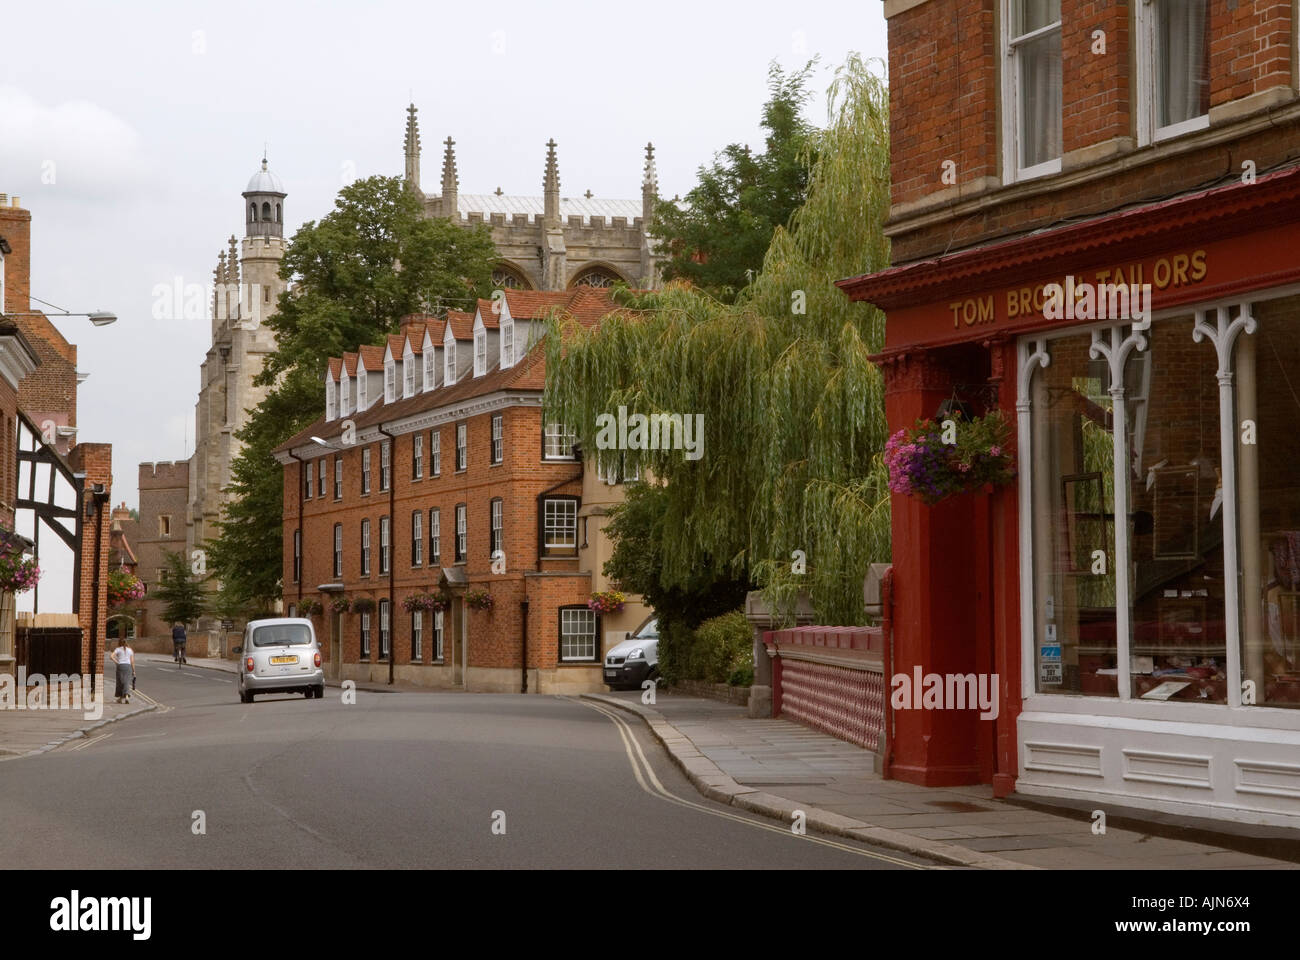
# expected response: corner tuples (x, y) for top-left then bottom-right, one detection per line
(839, 167), (1300, 824)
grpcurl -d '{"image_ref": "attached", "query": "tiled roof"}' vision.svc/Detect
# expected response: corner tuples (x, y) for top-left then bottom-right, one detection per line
(445, 312), (474, 340)
(342, 352), (358, 377)
(326, 357), (341, 381)
(357, 344), (384, 369)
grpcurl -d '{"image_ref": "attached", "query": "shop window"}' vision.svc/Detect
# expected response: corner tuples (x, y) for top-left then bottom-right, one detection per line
(1002, 0), (1062, 182)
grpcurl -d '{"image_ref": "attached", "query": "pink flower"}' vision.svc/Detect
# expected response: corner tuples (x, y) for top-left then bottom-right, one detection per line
(989, 445), (1002, 457)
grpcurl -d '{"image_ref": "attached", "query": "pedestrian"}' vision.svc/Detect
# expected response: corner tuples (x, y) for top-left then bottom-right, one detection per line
(172, 622), (188, 666)
(111, 637), (135, 704)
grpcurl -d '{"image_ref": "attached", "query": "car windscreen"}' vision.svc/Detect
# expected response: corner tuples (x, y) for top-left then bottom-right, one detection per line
(251, 624), (313, 647)
(635, 619), (658, 639)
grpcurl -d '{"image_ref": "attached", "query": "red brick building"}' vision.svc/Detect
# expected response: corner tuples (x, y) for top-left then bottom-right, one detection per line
(274, 287), (649, 693)
(841, 0), (1300, 827)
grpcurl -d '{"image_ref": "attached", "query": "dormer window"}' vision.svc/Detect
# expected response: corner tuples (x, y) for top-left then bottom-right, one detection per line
(384, 358), (396, 403)
(474, 327), (487, 377)
(340, 375), (351, 415)
(444, 332), (456, 385)
(326, 378), (337, 421)
(501, 317), (515, 368)
(358, 368), (368, 409)
(403, 356), (415, 398)
(424, 345), (436, 390)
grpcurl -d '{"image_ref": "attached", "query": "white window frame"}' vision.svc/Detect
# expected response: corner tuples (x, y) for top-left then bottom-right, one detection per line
(455, 503), (467, 562)
(293, 529), (301, 583)
(403, 348), (416, 398)
(444, 328), (457, 385)
(413, 434), (423, 480)
(412, 609), (423, 662)
(434, 609), (445, 661)
(412, 510), (423, 566)
(430, 508), (440, 564)
(361, 611), (371, 659)
(318, 459), (327, 497)
(560, 606), (598, 662)
(380, 440), (391, 491)
(500, 317), (515, 368)
(340, 374), (351, 416)
(456, 422), (467, 471)
(358, 366), (368, 409)
(543, 422), (577, 460)
(361, 518), (371, 576)
(334, 456), (342, 499)
(543, 498), (578, 550)
(431, 430), (441, 476)
(424, 341), (437, 390)
(490, 498), (503, 557)
(1001, 0), (1063, 184)
(379, 599), (391, 660)
(362, 447), (372, 494)
(326, 378), (337, 421)
(384, 357), (396, 403)
(474, 324), (487, 377)
(380, 515), (391, 574)
(333, 524), (343, 578)
(1135, 0), (1211, 147)
(491, 413), (503, 464)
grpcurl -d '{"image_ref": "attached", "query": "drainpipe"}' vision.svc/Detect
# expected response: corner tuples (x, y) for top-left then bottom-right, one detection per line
(881, 566), (895, 780)
(520, 600), (529, 693)
(87, 485), (108, 697)
(287, 451), (305, 605)
(377, 423), (397, 686)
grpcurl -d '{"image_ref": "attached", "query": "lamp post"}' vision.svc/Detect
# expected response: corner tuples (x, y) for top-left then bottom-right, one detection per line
(23, 296), (116, 326)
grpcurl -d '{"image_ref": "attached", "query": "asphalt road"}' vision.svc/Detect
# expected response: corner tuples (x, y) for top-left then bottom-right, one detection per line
(0, 657), (939, 869)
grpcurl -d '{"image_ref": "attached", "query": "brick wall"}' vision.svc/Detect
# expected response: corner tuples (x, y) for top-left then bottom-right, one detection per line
(0, 202), (31, 318)
(135, 461), (190, 637)
(68, 443), (112, 678)
(286, 403), (593, 675)
(885, 0), (1300, 261)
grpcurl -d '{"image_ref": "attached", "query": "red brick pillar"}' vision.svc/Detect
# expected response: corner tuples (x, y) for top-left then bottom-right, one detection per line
(69, 443), (112, 683)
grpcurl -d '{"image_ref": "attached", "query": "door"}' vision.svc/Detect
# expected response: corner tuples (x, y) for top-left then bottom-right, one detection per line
(330, 612), (342, 679)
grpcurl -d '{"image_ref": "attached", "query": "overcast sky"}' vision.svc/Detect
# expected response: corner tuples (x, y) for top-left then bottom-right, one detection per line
(0, 0), (887, 508)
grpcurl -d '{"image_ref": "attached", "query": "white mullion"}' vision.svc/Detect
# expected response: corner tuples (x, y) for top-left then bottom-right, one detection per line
(1018, 338), (1050, 701)
(1193, 303), (1256, 708)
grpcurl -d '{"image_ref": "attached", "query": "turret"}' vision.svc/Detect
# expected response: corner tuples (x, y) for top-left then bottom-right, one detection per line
(404, 104), (422, 196)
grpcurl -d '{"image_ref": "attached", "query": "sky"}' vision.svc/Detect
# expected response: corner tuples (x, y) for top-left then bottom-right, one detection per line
(0, 0), (887, 508)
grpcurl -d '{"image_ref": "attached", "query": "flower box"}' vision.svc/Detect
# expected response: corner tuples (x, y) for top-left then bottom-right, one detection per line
(883, 410), (1016, 506)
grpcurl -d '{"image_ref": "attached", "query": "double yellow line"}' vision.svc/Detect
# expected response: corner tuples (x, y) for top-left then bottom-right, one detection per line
(571, 697), (934, 869)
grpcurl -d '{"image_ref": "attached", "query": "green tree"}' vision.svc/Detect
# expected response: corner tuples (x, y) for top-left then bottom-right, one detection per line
(207, 176), (498, 609)
(547, 55), (891, 625)
(651, 60), (820, 303)
(154, 550), (207, 626)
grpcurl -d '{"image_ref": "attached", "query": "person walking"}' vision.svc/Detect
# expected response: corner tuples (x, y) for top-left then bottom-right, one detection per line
(171, 622), (188, 666)
(111, 638), (135, 704)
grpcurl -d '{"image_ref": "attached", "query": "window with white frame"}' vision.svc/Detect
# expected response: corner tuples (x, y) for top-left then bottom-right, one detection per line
(430, 429), (441, 476)
(380, 515), (391, 574)
(379, 599), (391, 660)
(411, 510), (423, 566)
(1003, 0), (1062, 182)
(411, 609), (423, 662)
(491, 414), (503, 464)
(304, 463), (312, 500)
(318, 459), (327, 497)
(358, 369), (368, 408)
(1137, 0), (1210, 144)
(434, 609), (445, 660)
(380, 440), (391, 490)
(293, 529), (301, 583)
(334, 456), (343, 499)
(456, 422), (467, 471)
(501, 317), (515, 368)
(360, 610), (371, 659)
(326, 378), (337, 420)
(543, 422), (577, 460)
(559, 606), (598, 662)
(362, 447), (372, 494)
(430, 508), (441, 565)
(361, 518), (371, 576)
(541, 497), (579, 557)
(403, 355), (415, 398)
(474, 327), (487, 376)
(385, 358), (396, 403)
(1021, 292), (1300, 710)
(455, 503), (467, 562)
(490, 497), (503, 558)
(424, 346), (436, 389)
(413, 434), (423, 480)
(445, 334), (457, 384)
(340, 375), (351, 415)
(333, 524), (343, 578)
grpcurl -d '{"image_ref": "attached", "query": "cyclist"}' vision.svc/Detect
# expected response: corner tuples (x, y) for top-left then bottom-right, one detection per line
(171, 622), (188, 666)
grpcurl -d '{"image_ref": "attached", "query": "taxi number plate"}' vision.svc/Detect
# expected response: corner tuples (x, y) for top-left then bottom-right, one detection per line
(271, 655), (298, 664)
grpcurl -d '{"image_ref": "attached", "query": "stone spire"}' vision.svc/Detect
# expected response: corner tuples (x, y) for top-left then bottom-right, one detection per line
(212, 252), (224, 321)
(403, 103), (421, 194)
(440, 135), (458, 219)
(227, 235), (240, 288)
(543, 138), (560, 225)
(641, 142), (658, 222)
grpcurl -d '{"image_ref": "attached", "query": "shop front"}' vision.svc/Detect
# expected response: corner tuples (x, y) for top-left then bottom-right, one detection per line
(840, 166), (1300, 826)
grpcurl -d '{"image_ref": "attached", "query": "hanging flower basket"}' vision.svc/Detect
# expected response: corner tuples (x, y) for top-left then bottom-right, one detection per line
(588, 590), (626, 614)
(402, 591), (452, 614)
(298, 598), (322, 617)
(883, 410), (1016, 506)
(465, 588), (494, 611)
(107, 569), (145, 608)
(351, 596), (376, 614)
(330, 596), (352, 614)
(0, 534), (40, 595)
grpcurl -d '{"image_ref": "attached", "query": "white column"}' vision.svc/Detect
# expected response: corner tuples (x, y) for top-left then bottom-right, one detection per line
(1017, 339), (1050, 701)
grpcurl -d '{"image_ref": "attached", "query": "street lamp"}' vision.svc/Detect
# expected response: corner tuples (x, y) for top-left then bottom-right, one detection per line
(25, 296), (116, 326)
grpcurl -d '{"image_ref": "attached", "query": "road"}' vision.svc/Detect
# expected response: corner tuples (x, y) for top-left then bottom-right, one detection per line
(0, 657), (939, 869)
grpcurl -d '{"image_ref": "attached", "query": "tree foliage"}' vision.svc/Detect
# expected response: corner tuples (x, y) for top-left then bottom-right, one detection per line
(651, 60), (820, 303)
(547, 55), (892, 625)
(207, 176), (498, 610)
(154, 550), (208, 626)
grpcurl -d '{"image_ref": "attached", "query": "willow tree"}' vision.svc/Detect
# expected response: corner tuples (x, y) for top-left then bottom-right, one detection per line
(545, 55), (892, 625)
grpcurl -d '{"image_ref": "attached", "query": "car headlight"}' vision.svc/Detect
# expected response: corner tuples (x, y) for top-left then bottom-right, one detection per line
(626, 648), (643, 661)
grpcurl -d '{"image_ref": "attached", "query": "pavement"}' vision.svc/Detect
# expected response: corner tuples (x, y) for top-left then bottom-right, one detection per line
(582, 690), (1300, 871)
(0, 664), (156, 761)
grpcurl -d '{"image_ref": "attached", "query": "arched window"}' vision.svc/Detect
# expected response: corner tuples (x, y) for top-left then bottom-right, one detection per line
(261, 201), (271, 221)
(276, 203), (282, 223)
(571, 266), (621, 289)
(491, 264), (529, 290)
(250, 204), (257, 222)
